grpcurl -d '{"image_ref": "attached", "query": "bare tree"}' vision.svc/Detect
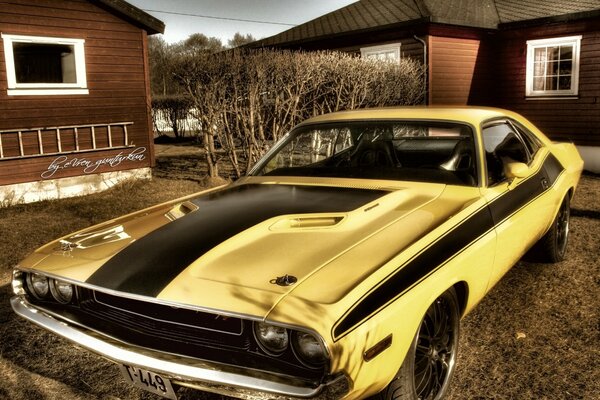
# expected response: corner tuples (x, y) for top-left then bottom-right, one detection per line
(228, 33), (256, 48)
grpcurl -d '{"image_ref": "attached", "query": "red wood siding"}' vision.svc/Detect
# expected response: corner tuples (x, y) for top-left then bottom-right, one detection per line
(428, 36), (481, 105)
(471, 19), (600, 146)
(0, 0), (154, 185)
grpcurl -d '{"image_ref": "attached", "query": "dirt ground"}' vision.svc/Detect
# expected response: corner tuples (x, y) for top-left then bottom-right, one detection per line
(0, 148), (598, 400)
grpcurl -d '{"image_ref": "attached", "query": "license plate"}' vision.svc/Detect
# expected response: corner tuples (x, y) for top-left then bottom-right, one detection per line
(119, 364), (177, 399)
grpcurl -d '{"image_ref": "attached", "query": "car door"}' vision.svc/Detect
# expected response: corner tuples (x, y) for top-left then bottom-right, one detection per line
(479, 119), (559, 289)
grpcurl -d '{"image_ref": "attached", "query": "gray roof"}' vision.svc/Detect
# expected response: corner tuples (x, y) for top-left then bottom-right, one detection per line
(253, 0), (600, 47)
(496, 0), (600, 25)
(95, 0), (165, 34)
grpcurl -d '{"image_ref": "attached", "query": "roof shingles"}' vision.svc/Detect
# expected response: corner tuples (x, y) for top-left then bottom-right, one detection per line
(496, 0), (600, 23)
(252, 0), (600, 48)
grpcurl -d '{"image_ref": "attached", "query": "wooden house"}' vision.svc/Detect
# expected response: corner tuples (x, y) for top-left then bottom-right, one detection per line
(0, 0), (164, 204)
(250, 0), (600, 172)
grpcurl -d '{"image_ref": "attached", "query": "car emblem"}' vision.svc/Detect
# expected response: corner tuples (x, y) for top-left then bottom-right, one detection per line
(270, 274), (298, 286)
(59, 240), (78, 252)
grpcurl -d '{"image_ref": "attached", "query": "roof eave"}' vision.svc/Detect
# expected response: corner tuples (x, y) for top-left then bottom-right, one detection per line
(430, 17), (497, 30)
(499, 9), (600, 30)
(248, 16), (432, 49)
(94, 0), (165, 34)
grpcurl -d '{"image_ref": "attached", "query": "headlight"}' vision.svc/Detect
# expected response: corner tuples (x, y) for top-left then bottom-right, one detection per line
(26, 273), (49, 299)
(50, 279), (74, 304)
(253, 322), (289, 355)
(292, 331), (327, 367)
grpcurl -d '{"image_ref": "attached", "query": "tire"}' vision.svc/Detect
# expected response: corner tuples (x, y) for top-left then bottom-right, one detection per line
(527, 194), (571, 263)
(372, 288), (460, 400)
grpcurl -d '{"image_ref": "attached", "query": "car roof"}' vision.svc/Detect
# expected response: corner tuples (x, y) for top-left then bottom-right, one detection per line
(300, 106), (514, 127)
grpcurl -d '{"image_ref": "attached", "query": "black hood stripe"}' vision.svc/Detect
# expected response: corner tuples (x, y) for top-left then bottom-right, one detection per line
(333, 154), (565, 339)
(86, 184), (388, 297)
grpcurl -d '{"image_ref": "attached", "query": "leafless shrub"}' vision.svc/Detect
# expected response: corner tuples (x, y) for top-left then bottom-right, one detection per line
(174, 49), (425, 178)
(151, 95), (195, 138)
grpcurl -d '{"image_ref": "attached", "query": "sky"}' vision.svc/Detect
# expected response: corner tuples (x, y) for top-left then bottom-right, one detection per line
(127, 0), (359, 44)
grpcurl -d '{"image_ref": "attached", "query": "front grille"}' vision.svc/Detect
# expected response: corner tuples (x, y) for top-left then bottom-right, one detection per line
(80, 289), (246, 350)
(93, 290), (243, 334)
(42, 288), (326, 384)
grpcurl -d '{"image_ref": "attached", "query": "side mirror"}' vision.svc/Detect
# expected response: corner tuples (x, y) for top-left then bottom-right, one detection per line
(505, 162), (530, 179)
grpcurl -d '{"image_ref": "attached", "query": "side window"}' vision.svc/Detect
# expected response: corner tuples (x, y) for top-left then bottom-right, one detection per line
(1, 33), (88, 96)
(360, 43), (401, 63)
(482, 122), (530, 186)
(510, 120), (543, 157)
(526, 36), (581, 97)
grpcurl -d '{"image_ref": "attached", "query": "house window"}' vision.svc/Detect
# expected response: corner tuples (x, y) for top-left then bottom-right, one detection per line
(526, 36), (581, 97)
(1, 34), (88, 96)
(361, 43), (401, 63)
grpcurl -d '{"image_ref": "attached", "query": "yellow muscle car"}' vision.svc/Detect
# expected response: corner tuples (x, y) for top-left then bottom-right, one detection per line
(11, 107), (583, 400)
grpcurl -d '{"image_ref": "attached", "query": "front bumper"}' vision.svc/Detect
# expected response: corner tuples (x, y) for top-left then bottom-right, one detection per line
(11, 297), (350, 400)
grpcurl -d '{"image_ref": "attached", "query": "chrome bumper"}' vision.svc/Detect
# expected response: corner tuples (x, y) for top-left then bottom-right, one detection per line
(11, 297), (350, 400)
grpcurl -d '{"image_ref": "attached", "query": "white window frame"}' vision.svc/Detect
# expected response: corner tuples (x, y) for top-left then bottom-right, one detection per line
(525, 35), (581, 98)
(1, 33), (88, 96)
(360, 43), (401, 63)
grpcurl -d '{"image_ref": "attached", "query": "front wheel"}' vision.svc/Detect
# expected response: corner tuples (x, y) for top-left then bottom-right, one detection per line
(372, 288), (460, 400)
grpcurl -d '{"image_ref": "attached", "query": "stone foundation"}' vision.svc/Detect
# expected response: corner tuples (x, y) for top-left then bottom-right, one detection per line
(1, 167), (152, 206)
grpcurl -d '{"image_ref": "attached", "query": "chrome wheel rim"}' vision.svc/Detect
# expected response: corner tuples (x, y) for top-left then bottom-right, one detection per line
(556, 199), (570, 258)
(414, 295), (458, 400)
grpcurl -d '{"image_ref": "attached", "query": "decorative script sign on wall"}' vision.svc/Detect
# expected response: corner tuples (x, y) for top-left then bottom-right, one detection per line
(41, 147), (147, 179)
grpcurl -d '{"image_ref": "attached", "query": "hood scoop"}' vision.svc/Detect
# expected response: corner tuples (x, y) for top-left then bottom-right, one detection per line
(55, 225), (130, 251)
(166, 201), (199, 221)
(270, 215), (345, 230)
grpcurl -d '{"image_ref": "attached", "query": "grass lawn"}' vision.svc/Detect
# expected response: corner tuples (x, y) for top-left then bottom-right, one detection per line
(0, 151), (598, 399)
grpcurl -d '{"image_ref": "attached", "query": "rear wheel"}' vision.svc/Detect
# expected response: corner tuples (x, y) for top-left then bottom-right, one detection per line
(372, 288), (460, 400)
(527, 194), (570, 263)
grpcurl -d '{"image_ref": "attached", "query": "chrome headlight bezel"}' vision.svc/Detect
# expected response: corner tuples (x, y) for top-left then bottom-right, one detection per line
(49, 279), (74, 304)
(253, 321), (290, 356)
(12, 269), (26, 296)
(26, 273), (50, 299)
(291, 330), (328, 368)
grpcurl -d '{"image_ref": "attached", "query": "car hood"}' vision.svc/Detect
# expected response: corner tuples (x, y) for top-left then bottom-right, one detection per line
(20, 178), (474, 319)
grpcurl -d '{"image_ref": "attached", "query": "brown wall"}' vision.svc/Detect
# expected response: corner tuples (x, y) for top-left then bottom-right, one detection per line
(0, 0), (154, 185)
(428, 35), (481, 105)
(478, 19), (600, 146)
(426, 19), (600, 146)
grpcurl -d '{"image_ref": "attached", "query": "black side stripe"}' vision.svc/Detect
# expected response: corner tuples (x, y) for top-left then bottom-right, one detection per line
(86, 184), (388, 297)
(333, 154), (564, 339)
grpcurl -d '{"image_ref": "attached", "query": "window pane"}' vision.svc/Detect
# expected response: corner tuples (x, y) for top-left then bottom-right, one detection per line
(534, 48), (546, 62)
(547, 61), (559, 76)
(533, 77), (545, 91)
(559, 76), (571, 90)
(482, 123), (530, 185)
(559, 45), (573, 60)
(559, 60), (572, 75)
(534, 62), (545, 76)
(384, 51), (396, 60)
(547, 46), (559, 62)
(13, 42), (76, 84)
(546, 76), (558, 90)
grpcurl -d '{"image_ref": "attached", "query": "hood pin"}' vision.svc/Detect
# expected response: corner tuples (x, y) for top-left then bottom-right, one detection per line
(270, 274), (298, 287)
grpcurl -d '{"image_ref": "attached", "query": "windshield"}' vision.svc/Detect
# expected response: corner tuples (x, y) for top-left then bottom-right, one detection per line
(252, 121), (478, 186)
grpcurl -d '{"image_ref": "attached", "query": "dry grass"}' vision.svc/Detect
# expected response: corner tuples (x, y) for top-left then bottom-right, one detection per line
(0, 155), (598, 399)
